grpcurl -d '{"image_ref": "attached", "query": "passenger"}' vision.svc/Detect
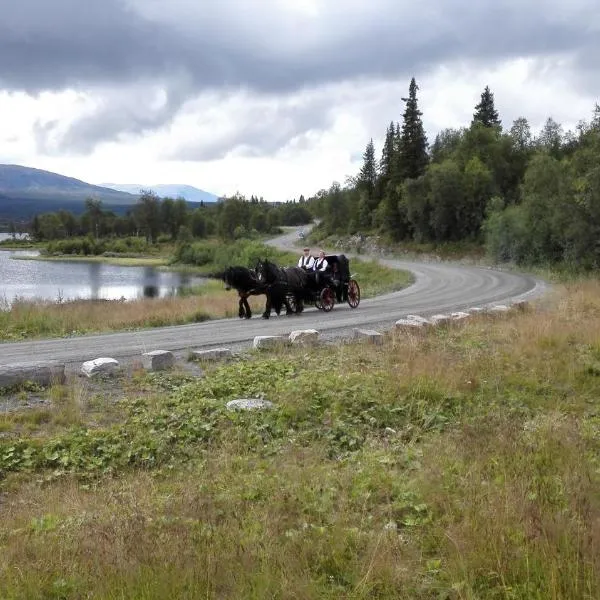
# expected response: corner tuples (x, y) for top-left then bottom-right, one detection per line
(313, 250), (329, 272)
(298, 246), (315, 270)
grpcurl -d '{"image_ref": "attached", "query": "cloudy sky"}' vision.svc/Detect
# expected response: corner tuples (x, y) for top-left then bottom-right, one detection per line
(0, 0), (598, 201)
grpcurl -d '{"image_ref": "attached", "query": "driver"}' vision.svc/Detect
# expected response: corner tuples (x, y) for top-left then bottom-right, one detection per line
(298, 247), (315, 270)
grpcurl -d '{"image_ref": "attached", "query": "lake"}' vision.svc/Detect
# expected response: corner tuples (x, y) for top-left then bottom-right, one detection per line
(0, 233), (207, 306)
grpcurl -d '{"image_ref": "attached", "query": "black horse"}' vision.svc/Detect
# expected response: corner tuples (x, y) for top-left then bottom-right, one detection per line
(255, 259), (311, 318)
(210, 266), (266, 319)
(211, 266), (292, 319)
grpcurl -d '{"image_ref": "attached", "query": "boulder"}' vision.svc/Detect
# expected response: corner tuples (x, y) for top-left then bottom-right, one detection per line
(405, 315), (430, 325)
(81, 357), (120, 378)
(429, 314), (451, 326)
(0, 361), (66, 389)
(289, 329), (320, 345)
(253, 336), (287, 350)
(191, 348), (233, 361)
(394, 318), (427, 330)
(451, 311), (470, 321)
(353, 328), (384, 345)
(142, 350), (175, 371)
(489, 304), (510, 314)
(468, 307), (485, 314)
(226, 398), (275, 411)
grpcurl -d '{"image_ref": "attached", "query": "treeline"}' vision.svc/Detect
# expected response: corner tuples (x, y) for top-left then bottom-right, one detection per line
(309, 78), (600, 268)
(24, 191), (312, 247)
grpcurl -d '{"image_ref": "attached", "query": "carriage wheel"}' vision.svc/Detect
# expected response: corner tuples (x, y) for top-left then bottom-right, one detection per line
(347, 279), (361, 308)
(319, 287), (335, 312)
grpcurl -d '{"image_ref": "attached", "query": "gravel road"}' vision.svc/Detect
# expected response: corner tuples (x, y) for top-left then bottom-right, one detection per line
(0, 229), (548, 369)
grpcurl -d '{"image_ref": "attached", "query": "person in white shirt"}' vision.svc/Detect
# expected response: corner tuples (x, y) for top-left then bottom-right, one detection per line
(313, 250), (328, 272)
(298, 247), (315, 270)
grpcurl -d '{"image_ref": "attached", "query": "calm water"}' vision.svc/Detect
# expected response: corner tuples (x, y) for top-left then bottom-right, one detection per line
(0, 233), (206, 306)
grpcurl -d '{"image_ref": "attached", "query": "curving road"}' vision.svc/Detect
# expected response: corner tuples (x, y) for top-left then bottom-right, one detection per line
(0, 230), (548, 367)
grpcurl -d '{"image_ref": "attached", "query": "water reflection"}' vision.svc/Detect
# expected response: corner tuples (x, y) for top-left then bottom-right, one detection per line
(142, 266), (159, 299)
(0, 246), (207, 307)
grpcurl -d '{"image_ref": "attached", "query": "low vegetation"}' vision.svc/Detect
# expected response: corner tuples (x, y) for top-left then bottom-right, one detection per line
(0, 280), (599, 597)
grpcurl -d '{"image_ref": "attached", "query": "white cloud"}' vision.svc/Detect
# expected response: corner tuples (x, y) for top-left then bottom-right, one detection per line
(0, 0), (598, 201)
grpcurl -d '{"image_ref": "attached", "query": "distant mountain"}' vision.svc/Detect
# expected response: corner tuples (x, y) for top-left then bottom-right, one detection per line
(102, 183), (219, 204)
(0, 164), (140, 219)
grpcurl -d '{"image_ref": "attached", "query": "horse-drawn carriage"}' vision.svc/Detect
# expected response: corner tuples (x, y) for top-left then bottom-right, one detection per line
(255, 254), (361, 315)
(216, 254), (361, 319)
(305, 254), (361, 312)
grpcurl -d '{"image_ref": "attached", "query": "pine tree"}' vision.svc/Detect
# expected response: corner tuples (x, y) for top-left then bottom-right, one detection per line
(398, 78), (429, 181)
(380, 122), (396, 185)
(357, 138), (378, 210)
(472, 86), (501, 128)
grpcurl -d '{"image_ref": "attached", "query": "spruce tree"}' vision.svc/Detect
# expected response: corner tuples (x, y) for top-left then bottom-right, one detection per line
(398, 78), (429, 181)
(380, 122), (396, 185)
(357, 138), (378, 210)
(472, 85), (501, 128)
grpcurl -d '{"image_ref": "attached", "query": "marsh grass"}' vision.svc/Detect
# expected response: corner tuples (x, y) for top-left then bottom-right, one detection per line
(1, 280), (599, 598)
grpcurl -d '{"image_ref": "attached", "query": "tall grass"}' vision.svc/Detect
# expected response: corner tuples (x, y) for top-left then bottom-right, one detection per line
(0, 279), (599, 597)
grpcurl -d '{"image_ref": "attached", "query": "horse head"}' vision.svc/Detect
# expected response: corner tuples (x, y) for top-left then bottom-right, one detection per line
(255, 258), (273, 284)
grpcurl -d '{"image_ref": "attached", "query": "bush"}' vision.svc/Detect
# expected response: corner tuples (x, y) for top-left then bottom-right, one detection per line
(174, 239), (295, 270)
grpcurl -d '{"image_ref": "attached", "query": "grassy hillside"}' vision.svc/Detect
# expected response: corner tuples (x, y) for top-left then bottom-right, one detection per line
(0, 280), (599, 597)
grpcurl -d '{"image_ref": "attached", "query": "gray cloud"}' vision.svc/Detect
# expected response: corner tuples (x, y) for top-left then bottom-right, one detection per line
(169, 96), (335, 161)
(2, 0), (598, 153)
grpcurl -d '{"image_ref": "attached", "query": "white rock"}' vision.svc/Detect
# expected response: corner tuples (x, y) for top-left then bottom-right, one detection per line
(253, 336), (287, 349)
(0, 362), (66, 388)
(468, 307), (485, 313)
(226, 398), (275, 411)
(81, 357), (120, 378)
(142, 350), (175, 371)
(451, 311), (470, 320)
(353, 328), (383, 345)
(192, 348), (233, 361)
(489, 304), (510, 313)
(429, 314), (451, 326)
(289, 329), (320, 345)
(405, 315), (430, 325)
(394, 318), (427, 330)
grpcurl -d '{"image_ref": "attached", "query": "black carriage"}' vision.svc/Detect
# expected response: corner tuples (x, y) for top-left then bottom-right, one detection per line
(304, 254), (361, 312)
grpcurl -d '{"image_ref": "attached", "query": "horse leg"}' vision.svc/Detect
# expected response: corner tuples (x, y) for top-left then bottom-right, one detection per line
(284, 295), (295, 315)
(262, 293), (272, 319)
(238, 296), (245, 318)
(243, 296), (252, 319)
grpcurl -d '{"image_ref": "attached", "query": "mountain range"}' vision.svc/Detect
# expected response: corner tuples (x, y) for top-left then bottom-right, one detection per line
(101, 183), (219, 204)
(0, 164), (218, 221)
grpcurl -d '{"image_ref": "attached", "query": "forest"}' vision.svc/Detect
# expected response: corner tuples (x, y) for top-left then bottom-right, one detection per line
(310, 79), (600, 268)
(9, 80), (600, 269)
(11, 192), (312, 250)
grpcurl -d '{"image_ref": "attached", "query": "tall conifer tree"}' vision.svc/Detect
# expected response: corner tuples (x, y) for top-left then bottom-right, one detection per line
(398, 78), (429, 181)
(472, 85), (501, 128)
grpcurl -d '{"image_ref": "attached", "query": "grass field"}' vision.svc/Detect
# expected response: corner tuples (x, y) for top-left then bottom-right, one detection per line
(0, 279), (598, 598)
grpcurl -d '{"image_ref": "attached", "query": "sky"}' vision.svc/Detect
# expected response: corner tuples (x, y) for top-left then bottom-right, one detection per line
(0, 0), (598, 201)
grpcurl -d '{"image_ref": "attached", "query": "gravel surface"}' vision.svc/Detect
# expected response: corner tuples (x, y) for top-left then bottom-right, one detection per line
(0, 228), (549, 375)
